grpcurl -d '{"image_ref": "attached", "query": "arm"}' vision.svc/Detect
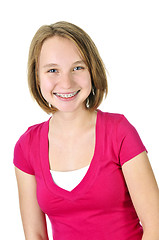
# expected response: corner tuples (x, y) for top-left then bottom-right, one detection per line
(122, 151), (159, 240)
(15, 167), (49, 240)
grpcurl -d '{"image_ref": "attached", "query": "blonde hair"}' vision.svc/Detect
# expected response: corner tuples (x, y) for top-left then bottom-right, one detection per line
(28, 21), (108, 114)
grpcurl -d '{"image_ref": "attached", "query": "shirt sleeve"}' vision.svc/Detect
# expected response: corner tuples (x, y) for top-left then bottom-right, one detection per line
(116, 115), (147, 166)
(13, 133), (35, 175)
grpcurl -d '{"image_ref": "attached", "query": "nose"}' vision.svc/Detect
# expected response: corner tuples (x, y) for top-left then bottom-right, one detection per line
(60, 72), (72, 89)
(60, 73), (72, 89)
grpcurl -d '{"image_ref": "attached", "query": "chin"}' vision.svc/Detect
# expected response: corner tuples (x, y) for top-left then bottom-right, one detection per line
(55, 103), (86, 113)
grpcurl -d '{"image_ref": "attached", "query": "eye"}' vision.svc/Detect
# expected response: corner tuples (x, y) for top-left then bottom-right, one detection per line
(73, 66), (84, 71)
(48, 69), (58, 73)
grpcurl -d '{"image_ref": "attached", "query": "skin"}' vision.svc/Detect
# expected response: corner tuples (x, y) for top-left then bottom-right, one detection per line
(38, 36), (92, 115)
(39, 36), (97, 172)
(122, 152), (159, 239)
(15, 36), (159, 239)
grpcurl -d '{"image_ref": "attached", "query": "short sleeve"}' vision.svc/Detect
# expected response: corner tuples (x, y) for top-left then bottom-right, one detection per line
(117, 115), (147, 166)
(13, 135), (35, 175)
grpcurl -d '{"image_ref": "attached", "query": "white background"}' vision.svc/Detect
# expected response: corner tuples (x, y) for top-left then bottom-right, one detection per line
(0, 0), (159, 239)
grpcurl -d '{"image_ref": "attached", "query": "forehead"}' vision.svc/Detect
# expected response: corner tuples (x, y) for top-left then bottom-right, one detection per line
(39, 36), (84, 65)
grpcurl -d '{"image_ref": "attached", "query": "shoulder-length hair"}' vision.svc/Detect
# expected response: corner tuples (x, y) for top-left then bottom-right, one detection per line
(28, 21), (108, 114)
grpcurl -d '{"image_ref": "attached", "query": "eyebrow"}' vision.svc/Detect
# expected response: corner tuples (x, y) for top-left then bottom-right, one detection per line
(42, 63), (58, 68)
(73, 60), (86, 65)
(42, 60), (86, 69)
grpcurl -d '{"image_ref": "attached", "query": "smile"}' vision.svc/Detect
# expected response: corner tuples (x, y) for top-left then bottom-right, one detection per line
(54, 90), (80, 99)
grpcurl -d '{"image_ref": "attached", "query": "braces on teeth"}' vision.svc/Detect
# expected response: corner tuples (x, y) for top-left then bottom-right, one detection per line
(55, 91), (79, 98)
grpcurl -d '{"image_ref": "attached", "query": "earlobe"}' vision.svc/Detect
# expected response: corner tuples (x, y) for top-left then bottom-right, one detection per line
(48, 103), (52, 108)
(92, 87), (95, 96)
(86, 98), (89, 108)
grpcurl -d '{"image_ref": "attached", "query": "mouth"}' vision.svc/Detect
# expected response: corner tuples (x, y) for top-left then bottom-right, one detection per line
(53, 90), (80, 99)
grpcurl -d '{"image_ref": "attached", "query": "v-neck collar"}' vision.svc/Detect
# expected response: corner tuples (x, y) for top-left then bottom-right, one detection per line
(40, 110), (102, 200)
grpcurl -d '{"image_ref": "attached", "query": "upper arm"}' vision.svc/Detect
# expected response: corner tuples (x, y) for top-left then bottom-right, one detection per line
(122, 151), (159, 231)
(15, 167), (49, 240)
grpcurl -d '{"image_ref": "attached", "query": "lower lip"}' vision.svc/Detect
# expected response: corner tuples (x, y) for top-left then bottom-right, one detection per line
(54, 91), (80, 101)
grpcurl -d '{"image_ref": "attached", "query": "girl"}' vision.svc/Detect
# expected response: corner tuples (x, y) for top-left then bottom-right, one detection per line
(14, 21), (159, 240)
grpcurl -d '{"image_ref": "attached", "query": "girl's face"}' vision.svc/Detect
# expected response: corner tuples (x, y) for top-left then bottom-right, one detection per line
(38, 36), (92, 113)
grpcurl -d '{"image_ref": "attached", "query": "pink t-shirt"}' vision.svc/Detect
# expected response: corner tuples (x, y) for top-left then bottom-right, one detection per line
(13, 110), (147, 240)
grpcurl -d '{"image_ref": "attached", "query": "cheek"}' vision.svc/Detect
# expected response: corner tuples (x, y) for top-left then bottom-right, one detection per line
(83, 73), (92, 92)
(39, 79), (54, 103)
(39, 76), (54, 94)
(76, 72), (92, 90)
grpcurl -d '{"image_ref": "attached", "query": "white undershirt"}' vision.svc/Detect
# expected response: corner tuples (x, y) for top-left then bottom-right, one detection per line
(50, 165), (90, 191)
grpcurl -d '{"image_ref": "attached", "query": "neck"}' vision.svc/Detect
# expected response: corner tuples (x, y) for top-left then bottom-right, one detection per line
(50, 108), (97, 135)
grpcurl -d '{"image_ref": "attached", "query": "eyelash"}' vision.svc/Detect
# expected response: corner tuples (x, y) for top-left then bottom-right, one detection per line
(48, 69), (58, 73)
(48, 66), (84, 73)
(73, 66), (84, 71)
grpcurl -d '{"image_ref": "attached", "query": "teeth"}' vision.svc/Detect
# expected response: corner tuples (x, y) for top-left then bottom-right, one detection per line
(55, 91), (78, 98)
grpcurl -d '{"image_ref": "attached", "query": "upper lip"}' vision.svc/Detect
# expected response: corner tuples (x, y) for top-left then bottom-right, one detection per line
(53, 90), (80, 94)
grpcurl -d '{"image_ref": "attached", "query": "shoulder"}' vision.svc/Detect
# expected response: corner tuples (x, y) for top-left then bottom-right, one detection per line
(13, 119), (50, 174)
(98, 110), (147, 165)
(98, 109), (126, 126)
(16, 119), (49, 149)
(98, 110), (136, 138)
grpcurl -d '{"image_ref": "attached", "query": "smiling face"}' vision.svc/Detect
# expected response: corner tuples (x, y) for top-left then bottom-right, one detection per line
(38, 36), (92, 113)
